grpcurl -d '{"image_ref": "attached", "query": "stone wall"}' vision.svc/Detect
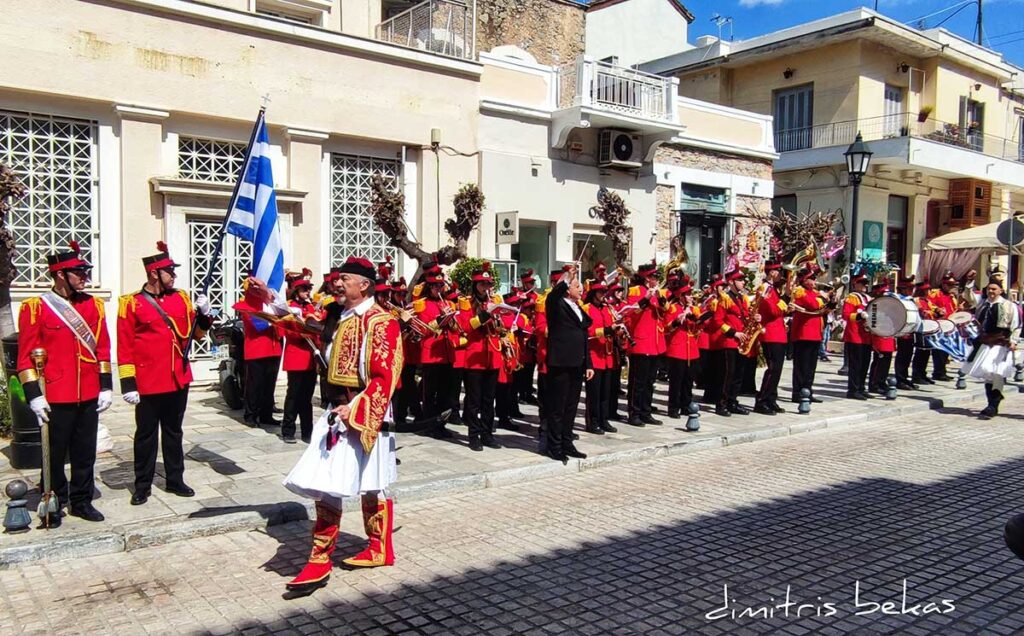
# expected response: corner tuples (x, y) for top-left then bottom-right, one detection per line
(655, 184), (676, 255)
(476, 0), (585, 67)
(654, 145), (773, 180)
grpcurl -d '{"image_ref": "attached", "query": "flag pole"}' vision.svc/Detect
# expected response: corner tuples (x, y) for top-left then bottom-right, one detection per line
(182, 105), (267, 366)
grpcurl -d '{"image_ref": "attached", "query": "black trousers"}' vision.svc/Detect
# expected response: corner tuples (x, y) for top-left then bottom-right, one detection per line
(704, 349), (740, 407)
(514, 363), (536, 402)
(791, 340), (820, 400)
(740, 354), (757, 395)
(393, 364), (421, 424)
(244, 356), (279, 422)
(696, 350), (710, 389)
(463, 369), (498, 441)
(846, 343), (872, 394)
(869, 351), (893, 392)
(758, 342), (786, 405)
(547, 365), (584, 452)
(496, 380), (515, 424)
(419, 363), (449, 422)
(586, 368), (612, 428)
(282, 370), (316, 439)
(447, 367), (464, 421)
(134, 388), (189, 494)
(44, 400), (98, 508)
(628, 354), (657, 420)
(895, 337), (914, 382)
(608, 362), (623, 417)
(912, 340), (932, 379)
(666, 358), (695, 414)
(932, 350), (950, 379)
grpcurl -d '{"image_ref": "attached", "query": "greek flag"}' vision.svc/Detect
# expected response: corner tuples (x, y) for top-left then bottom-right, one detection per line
(225, 112), (285, 295)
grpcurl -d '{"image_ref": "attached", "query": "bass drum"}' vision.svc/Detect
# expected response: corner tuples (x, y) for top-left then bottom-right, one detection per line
(866, 296), (921, 337)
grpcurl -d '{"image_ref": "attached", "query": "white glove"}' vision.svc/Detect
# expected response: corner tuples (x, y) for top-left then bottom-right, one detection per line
(194, 293), (212, 316)
(123, 391), (141, 405)
(288, 306), (302, 317)
(29, 396), (49, 424)
(97, 390), (113, 413)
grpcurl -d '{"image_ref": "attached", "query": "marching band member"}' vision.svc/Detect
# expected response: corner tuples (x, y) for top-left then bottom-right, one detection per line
(867, 281), (896, 394)
(444, 283), (466, 426)
(843, 273), (872, 400)
(790, 268), (828, 404)
(278, 270), (320, 444)
(707, 268), (750, 417)
(754, 261), (788, 415)
(514, 269), (539, 408)
(928, 273), (960, 381)
(607, 282), (628, 422)
(413, 271), (456, 438)
(119, 242), (211, 506)
(238, 276), (283, 427)
(625, 261), (667, 426)
(283, 257), (402, 591)
(911, 281), (936, 385)
(664, 282), (701, 418)
(893, 276), (918, 390)
(456, 264), (503, 452)
(495, 291), (526, 431)
(19, 241), (113, 525)
(388, 275), (422, 428)
(583, 280), (617, 434)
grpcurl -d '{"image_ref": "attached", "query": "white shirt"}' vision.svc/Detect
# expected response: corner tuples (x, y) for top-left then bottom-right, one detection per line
(564, 297), (583, 322)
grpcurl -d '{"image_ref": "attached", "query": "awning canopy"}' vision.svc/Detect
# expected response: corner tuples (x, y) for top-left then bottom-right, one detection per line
(924, 221), (1024, 255)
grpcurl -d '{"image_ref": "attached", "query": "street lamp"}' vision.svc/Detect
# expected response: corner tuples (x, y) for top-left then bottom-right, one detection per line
(844, 132), (873, 270)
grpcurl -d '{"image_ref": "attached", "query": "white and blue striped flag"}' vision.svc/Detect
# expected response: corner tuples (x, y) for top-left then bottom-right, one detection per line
(225, 112), (285, 296)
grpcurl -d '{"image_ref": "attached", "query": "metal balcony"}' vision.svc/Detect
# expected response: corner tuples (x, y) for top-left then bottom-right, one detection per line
(557, 56), (679, 123)
(375, 0), (476, 61)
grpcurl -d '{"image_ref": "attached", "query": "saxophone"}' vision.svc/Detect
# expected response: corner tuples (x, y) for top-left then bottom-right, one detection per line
(737, 285), (766, 358)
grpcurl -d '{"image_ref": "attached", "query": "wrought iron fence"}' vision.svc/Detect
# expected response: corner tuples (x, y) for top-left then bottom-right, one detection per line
(557, 57), (675, 122)
(375, 0), (474, 60)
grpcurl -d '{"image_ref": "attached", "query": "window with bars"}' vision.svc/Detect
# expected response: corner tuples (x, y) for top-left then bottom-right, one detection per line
(178, 136), (246, 183)
(0, 111), (97, 287)
(188, 218), (252, 358)
(329, 153), (399, 266)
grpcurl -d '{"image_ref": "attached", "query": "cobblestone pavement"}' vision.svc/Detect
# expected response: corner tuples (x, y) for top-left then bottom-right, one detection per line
(0, 359), (984, 553)
(3, 394), (1024, 635)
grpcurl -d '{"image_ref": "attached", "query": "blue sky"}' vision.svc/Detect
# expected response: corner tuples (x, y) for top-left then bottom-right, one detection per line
(677, 1), (1024, 66)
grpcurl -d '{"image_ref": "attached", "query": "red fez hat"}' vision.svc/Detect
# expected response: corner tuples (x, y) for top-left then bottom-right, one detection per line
(851, 273), (868, 284)
(142, 241), (179, 273)
(391, 277), (408, 292)
(520, 268), (536, 282)
(725, 269), (745, 282)
(340, 256), (376, 281)
(637, 261), (658, 277)
(676, 283), (693, 295)
(915, 281), (931, 292)
(588, 280), (608, 293)
(48, 240), (91, 273)
(609, 282), (624, 292)
(424, 272), (444, 285)
(764, 261), (782, 272)
(871, 282), (889, 293)
(374, 278), (391, 293)
(471, 262), (495, 285)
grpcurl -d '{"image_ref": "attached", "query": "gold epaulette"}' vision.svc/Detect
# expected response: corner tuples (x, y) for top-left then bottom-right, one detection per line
(117, 293), (137, 319)
(413, 298), (426, 313)
(20, 297), (41, 325)
(458, 296), (472, 311)
(845, 293), (861, 306)
(94, 296), (105, 320)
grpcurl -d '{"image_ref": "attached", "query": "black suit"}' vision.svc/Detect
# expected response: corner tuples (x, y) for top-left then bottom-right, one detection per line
(544, 281), (592, 454)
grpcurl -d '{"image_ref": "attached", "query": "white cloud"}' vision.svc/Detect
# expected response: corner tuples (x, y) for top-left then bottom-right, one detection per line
(738, 0), (786, 7)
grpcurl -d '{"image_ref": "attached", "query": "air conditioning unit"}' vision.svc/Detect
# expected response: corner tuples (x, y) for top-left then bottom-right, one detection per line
(598, 129), (643, 168)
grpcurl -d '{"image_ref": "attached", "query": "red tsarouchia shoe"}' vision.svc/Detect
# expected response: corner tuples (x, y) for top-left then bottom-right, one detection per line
(286, 501), (341, 591)
(343, 495), (395, 568)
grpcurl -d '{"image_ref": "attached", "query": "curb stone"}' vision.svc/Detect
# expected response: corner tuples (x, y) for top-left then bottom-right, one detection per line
(0, 386), (985, 568)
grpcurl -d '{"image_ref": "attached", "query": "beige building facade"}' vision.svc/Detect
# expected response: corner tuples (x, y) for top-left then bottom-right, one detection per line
(643, 8), (1024, 282)
(2, 0), (773, 379)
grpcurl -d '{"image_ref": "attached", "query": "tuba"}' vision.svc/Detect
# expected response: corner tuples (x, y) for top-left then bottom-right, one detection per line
(737, 285), (766, 358)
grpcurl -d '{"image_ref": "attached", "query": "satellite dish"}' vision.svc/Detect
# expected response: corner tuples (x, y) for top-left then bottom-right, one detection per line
(996, 218), (1024, 247)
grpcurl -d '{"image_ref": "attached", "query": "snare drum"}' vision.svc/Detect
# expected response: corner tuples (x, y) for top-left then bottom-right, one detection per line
(920, 319), (940, 335)
(866, 296), (921, 337)
(948, 311), (974, 326)
(937, 319), (955, 335)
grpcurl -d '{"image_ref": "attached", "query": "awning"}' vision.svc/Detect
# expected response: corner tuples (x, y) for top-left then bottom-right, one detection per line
(924, 220), (1024, 255)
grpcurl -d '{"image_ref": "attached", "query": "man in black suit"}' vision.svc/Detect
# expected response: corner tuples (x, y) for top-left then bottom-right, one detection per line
(544, 264), (594, 462)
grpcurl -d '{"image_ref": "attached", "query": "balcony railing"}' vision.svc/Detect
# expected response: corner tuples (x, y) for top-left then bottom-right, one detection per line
(775, 112), (1024, 163)
(375, 0), (475, 61)
(557, 56), (678, 123)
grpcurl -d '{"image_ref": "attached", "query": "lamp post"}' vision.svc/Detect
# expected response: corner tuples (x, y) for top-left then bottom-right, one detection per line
(844, 132), (873, 272)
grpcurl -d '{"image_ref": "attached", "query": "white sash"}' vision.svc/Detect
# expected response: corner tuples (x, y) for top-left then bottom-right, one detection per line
(41, 292), (97, 357)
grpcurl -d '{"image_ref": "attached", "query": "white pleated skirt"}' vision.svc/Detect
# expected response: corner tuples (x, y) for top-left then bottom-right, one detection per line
(283, 410), (397, 500)
(961, 344), (1016, 383)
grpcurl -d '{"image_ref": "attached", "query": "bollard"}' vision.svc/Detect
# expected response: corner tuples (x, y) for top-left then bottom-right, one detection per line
(3, 479), (32, 533)
(1016, 365), (1024, 383)
(956, 370), (967, 390)
(685, 402), (700, 432)
(885, 375), (898, 401)
(798, 388), (811, 415)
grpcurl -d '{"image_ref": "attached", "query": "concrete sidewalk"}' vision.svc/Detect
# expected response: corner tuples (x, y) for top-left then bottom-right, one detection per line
(0, 359), (989, 566)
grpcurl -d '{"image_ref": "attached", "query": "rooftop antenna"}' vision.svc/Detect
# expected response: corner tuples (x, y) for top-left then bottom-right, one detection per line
(709, 13), (734, 41)
(977, 0), (983, 46)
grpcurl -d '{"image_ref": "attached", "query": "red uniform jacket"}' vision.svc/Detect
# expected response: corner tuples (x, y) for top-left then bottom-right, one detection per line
(118, 289), (210, 395)
(517, 310), (537, 366)
(239, 288), (283, 360)
(585, 302), (616, 370)
(708, 290), (747, 351)
(928, 289), (958, 319)
(758, 286), (789, 345)
(842, 292), (871, 344)
(625, 286), (667, 356)
(497, 312), (524, 384)
(665, 302), (701, 361)
(414, 296), (454, 365)
(280, 300), (318, 373)
(790, 287), (826, 342)
(456, 296), (503, 371)
(18, 293), (112, 404)
(915, 296), (936, 320)
(534, 292), (550, 374)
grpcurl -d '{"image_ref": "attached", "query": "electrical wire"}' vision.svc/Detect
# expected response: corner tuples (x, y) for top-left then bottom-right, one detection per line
(908, 0), (976, 27)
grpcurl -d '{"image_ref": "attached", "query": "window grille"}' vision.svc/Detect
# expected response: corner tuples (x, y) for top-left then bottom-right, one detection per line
(329, 154), (399, 266)
(0, 111), (97, 286)
(178, 136), (246, 183)
(188, 218), (252, 358)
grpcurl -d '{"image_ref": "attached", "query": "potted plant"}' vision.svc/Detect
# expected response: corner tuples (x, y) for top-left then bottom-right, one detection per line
(917, 105), (933, 123)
